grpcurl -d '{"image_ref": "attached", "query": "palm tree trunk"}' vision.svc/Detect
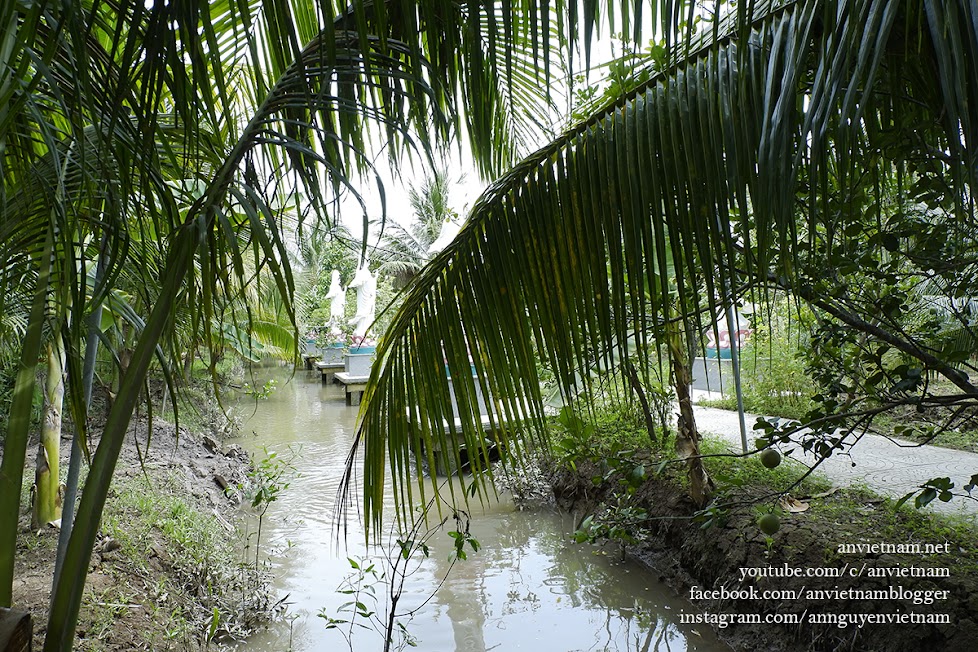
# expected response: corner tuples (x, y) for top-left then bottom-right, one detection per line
(44, 225), (198, 651)
(624, 360), (659, 446)
(55, 236), (109, 586)
(33, 336), (65, 529)
(0, 228), (53, 607)
(665, 320), (712, 507)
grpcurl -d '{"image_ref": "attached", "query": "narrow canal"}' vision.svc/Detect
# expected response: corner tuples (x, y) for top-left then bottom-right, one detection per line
(235, 368), (730, 651)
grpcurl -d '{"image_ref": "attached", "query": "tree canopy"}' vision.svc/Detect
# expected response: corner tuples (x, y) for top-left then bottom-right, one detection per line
(0, 1), (608, 648)
(1, 1), (975, 648)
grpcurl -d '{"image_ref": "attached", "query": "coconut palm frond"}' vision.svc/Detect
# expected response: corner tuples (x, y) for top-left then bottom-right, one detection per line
(345, 0), (978, 534)
(26, 1), (608, 644)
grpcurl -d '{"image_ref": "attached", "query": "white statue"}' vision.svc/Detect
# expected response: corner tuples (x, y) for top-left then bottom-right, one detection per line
(348, 263), (377, 339)
(325, 270), (346, 323)
(427, 218), (463, 256)
(706, 306), (753, 355)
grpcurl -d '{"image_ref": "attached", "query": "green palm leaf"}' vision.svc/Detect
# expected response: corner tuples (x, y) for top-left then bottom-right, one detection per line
(18, 2), (609, 648)
(345, 0), (978, 534)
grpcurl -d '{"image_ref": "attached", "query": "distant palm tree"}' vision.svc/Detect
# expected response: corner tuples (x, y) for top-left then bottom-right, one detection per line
(375, 169), (463, 287)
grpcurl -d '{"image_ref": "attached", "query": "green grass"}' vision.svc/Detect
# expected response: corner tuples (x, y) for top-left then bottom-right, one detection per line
(93, 470), (260, 647)
(810, 485), (978, 573)
(547, 400), (663, 463)
(102, 471), (235, 577)
(551, 398), (977, 568)
(697, 394), (814, 422)
(700, 436), (833, 497)
(872, 412), (978, 453)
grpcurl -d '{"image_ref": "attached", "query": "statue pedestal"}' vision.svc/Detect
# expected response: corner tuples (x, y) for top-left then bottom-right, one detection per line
(321, 344), (345, 365)
(344, 352), (374, 377)
(337, 347), (378, 403)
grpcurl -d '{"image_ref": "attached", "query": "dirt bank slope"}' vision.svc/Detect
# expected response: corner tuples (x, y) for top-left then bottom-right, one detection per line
(13, 415), (267, 651)
(552, 460), (978, 652)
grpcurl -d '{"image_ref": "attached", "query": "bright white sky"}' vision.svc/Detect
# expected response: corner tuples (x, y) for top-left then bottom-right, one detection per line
(339, 142), (484, 243)
(338, 22), (642, 247)
(276, 3), (727, 254)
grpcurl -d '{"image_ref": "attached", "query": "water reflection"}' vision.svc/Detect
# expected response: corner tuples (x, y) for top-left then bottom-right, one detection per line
(234, 369), (729, 651)
(413, 504), (715, 652)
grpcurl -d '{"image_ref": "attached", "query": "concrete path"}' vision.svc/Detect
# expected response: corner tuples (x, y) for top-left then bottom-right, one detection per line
(691, 402), (978, 521)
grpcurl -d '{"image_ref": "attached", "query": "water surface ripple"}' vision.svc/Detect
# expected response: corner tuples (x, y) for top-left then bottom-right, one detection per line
(234, 369), (730, 652)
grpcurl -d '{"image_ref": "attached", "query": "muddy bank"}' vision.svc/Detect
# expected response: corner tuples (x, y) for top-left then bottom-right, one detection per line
(550, 459), (978, 652)
(13, 412), (270, 651)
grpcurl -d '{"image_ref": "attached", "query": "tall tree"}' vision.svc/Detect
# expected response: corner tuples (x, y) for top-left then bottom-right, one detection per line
(375, 168), (462, 286)
(0, 1), (602, 649)
(32, 336), (65, 530)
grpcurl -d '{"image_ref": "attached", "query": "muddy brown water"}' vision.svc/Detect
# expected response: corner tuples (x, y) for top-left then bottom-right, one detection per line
(234, 369), (730, 651)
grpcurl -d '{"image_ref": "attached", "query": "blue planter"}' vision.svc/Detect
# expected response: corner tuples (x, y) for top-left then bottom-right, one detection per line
(349, 346), (376, 355)
(705, 347), (732, 360)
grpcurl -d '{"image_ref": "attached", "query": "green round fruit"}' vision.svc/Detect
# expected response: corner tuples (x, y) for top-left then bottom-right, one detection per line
(760, 448), (782, 469)
(758, 513), (781, 535)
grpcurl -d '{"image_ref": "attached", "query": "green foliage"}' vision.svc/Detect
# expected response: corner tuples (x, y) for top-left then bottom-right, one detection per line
(241, 379), (278, 401)
(0, 366), (44, 448)
(245, 448), (296, 514)
(0, 0), (719, 645)
(160, 368), (241, 441)
(552, 404), (657, 550)
(699, 301), (819, 420)
(105, 479), (222, 571)
(374, 168), (463, 287)
(350, 0), (978, 531)
(2, 1), (976, 645)
(552, 403), (665, 470)
(320, 557), (388, 641)
(238, 445), (298, 594)
(446, 520), (481, 562)
(896, 474), (978, 511)
(98, 472), (268, 643)
(570, 36), (669, 122)
(572, 496), (649, 548)
(551, 407), (597, 470)
(735, 303), (818, 420)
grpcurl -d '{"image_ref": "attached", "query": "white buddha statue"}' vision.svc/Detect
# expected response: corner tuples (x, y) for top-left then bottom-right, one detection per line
(324, 270), (346, 339)
(348, 263), (377, 339)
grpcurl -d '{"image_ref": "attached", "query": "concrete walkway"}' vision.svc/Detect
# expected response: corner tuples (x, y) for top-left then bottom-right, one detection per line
(691, 402), (978, 520)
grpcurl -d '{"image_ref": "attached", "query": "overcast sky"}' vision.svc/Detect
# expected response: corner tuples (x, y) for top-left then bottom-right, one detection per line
(338, 25), (637, 247)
